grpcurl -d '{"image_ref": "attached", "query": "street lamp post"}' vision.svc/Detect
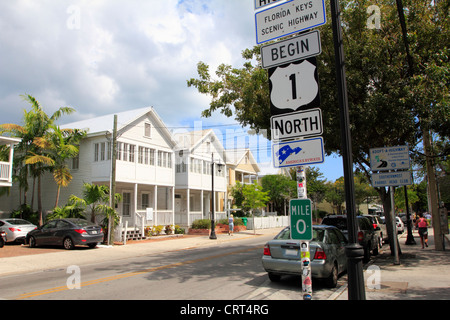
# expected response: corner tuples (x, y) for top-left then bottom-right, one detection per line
(210, 153), (223, 240)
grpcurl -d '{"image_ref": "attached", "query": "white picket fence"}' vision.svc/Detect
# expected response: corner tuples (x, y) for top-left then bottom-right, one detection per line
(245, 215), (289, 230)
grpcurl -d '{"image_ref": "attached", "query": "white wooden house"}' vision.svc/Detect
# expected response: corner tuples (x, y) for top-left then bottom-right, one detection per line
(60, 107), (177, 236)
(173, 129), (228, 226)
(0, 136), (21, 187)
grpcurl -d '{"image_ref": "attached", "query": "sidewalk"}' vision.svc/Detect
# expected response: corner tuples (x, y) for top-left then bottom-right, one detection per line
(333, 227), (450, 300)
(0, 227), (283, 277)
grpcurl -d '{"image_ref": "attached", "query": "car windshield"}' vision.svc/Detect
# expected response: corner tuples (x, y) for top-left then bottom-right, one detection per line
(7, 219), (32, 225)
(322, 217), (347, 230)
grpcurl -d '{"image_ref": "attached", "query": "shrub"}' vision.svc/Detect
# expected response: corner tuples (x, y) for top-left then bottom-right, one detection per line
(191, 219), (211, 229)
(174, 225), (185, 234)
(217, 218), (244, 226)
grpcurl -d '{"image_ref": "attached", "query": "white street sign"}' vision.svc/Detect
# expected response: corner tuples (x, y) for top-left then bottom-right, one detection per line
(261, 30), (322, 69)
(370, 145), (410, 171)
(255, 0), (326, 44)
(272, 137), (324, 168)
(371, 171), (412, 187)
(269, 57), (320, 115)
(271, 108), (322, 140)
(255, 0), (289, 11)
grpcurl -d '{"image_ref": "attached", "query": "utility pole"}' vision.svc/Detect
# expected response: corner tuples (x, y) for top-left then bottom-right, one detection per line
(395, 0), (443, 250)
(330, 0), (366, 300)
(108, 115), (118, 246)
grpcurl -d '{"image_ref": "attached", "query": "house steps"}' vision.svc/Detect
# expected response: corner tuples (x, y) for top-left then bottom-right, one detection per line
(122, 229), (147, 241)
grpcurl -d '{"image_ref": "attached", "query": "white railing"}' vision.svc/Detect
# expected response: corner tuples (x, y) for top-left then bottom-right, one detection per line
(0, 162), (10, 181)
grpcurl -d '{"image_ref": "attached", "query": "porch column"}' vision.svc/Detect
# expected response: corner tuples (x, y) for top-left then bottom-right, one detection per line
(201, 190), (204, 219)
(154, 185), (158, 226)
(186, 189), (190, 227)
(171, 186), (175, 225)
(134, 183), (138, 229)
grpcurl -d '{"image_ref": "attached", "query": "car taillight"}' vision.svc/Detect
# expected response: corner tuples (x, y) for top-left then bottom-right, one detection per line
(373, 224), (377, 229)
(263, 244), (271, 256)
(358, 231), (364, 242)
(314, 247), (326, 260)
(74, 229), (87, 235)
(9, 227), (21, 232)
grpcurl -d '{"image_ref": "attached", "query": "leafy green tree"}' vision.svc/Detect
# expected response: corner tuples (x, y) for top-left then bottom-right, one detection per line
(242, 181), (270, 215)
(261, 174), (296, 215)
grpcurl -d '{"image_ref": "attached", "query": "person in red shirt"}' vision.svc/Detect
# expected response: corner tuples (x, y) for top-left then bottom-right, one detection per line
(415, 213), (429, 249)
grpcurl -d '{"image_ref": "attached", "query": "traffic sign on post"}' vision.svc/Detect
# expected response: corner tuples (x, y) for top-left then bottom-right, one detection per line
(261, 30), (322, 69)
(269, 57), (320, 116)
(290, 199), (313, 240)
(255, 0), (327, 44)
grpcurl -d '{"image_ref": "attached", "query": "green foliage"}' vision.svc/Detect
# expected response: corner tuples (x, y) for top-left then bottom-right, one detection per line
(191, 219), (211, 229)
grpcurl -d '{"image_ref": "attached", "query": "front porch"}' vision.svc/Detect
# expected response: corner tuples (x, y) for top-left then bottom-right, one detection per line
(174, 188), (227, 227)
(112, 182), (175, 242)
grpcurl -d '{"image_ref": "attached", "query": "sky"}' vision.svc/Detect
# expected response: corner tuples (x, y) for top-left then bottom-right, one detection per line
(0, 0), (344, 182)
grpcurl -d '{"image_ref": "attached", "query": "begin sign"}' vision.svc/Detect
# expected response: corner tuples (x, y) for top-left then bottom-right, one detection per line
(290, 199), (313, 240)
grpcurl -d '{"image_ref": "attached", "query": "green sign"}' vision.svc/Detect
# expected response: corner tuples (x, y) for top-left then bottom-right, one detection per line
(290, 199), (313, 240)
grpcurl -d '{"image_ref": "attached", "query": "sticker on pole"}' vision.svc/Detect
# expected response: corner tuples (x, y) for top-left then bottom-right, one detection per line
(290, 199), (312, 240)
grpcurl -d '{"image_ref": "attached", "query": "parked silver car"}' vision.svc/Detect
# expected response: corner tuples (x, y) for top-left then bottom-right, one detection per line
(0, 218), (37, 243)
(262, 225), (348, 288)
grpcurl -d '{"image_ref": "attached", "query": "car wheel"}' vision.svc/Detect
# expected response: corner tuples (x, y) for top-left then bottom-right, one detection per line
(268, 273), (281, 282)
(29, 236), (37, 248)
(63, 237), (75, 250)
(325, 263), (338, 288)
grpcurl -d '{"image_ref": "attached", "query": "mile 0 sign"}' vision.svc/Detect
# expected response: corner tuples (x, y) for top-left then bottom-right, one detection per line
(290, 199), (313, 241)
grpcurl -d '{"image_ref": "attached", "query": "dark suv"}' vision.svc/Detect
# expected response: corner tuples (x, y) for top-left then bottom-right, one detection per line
(321, 215), (379, 262)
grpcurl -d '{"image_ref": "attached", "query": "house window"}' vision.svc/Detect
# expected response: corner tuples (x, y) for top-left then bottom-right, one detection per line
(107, 142), (111, 160)
(144, 123), (151, 138)
(94, 143), (99, 162)
(117, 142), (122, 161)
(123, 192), (131, 216)
(123, 143), (129, 161)
(149, 149), (155, 165)
(100, 142), (106, 161)
(138, 146), (144, 164)
(141, 193), (149, 209)
(129, 145), (135, 162)
(72, 155), (79, 170)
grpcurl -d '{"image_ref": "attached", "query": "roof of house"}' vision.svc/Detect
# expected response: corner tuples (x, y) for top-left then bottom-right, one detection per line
(60, 107), (177, 147)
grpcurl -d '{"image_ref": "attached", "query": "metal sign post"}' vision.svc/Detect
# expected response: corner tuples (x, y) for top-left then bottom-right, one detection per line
(290, 197), (313, 299)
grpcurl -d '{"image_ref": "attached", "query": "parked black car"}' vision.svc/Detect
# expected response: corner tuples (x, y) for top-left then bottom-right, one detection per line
(321, 215), (379, 262)
(27, 218), (104, 250)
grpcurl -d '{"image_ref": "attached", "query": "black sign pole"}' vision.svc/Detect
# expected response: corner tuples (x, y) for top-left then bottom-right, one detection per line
(330, 0), (366, 300)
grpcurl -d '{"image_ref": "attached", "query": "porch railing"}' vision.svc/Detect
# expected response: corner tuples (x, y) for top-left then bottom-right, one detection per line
(0, 161), (11, 182)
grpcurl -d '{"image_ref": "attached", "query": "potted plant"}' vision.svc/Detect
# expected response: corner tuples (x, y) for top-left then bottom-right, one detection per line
(151, 225), (164, 236)
(165, 224), (175, 235)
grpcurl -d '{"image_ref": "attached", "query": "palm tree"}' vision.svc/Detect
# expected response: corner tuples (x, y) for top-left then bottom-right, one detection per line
(0, 94), (75, 225)
(29, 125), (86, 207)
(69, 183), (122, 223)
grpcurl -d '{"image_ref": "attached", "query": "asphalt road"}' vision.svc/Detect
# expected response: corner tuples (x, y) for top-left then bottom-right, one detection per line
(0, 233), (344, 301)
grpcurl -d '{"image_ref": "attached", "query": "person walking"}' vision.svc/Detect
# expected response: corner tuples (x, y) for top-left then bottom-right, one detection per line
(228, 214), (234, 236)
(415, 213), (429, 249)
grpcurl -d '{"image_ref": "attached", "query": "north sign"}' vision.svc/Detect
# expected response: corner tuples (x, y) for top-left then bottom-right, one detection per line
(269, 57), (320, 115)
(261, 30), (321, 69)
(272, 137), (324, 168)
(290, 199), (313, 241)
(255, 0), (326, 44)
(271, 108), (322, 140)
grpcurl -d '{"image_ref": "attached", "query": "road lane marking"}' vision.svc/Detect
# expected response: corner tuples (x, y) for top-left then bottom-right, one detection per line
(13, 246), (263, 300)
